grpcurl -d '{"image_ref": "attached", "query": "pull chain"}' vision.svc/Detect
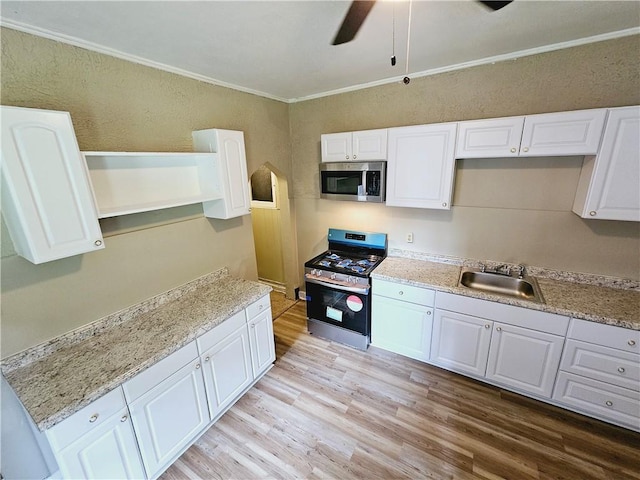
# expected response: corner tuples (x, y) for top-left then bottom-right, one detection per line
(405, 0), (413, 75)
(391, 2), (396, 66)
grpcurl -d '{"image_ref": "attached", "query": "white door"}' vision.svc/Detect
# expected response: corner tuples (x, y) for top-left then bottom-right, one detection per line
(352, 129), (388, 160)
(455, 116), (524, 158)
(0, 106), (104, 263)
(129, 359), (210, 478)
(321, 132), (353, 162)
(521, 109), (607, 156)
(371, 295), (433, 361)
(486, 323), (564, 398)
(201, 325), (254, 420)
(56, 409), (145, 480)
(576, 106), (640, 221)
(386, 123), (458, 209)
(248, 308), (276, 377)
(431, 310), (492, 377)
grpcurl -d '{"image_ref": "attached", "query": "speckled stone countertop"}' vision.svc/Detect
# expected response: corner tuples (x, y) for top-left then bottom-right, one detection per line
(373, 251), (640, 330)
(1, 268), (271, 431)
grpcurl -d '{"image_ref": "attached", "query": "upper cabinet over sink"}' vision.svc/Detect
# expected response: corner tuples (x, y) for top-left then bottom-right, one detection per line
(321, 129), (387, 162)
(456, 108), (607, 159)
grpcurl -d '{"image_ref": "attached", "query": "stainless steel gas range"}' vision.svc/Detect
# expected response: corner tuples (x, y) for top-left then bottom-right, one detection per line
(304, 228), (387, 350)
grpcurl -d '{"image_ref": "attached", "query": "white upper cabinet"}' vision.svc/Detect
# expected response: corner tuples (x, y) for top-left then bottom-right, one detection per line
(1, 106), (104, 264)
(456, 108), (607, 158)
(192, 129), (251, 219)
(572, 106), (640, 221)
(386, 123), (457, 209)
(321, 129), (387, 162)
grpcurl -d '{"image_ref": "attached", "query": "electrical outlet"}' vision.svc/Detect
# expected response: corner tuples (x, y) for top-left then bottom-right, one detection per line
(406, 232), (414, 243)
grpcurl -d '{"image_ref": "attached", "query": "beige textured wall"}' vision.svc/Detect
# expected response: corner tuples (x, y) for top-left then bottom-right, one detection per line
(291, 35), (640, 281)
(0, 28), (291, 357)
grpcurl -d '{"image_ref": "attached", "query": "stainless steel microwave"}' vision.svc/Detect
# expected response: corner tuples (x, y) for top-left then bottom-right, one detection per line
(320, 161), (386, 203)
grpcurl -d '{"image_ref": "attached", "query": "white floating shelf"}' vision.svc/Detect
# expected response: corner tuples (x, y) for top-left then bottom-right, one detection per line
(83, 152), (222, 218)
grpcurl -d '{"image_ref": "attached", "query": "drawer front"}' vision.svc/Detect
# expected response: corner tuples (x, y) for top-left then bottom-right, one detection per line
(46, 387), (127, 452)
(553, 371), (640, 431)
(435, 291), (569, 336)
(246, 294), (271, 319)
(373, 278), (435, 306)
(197, 310), (246, 353)
(568, 318), (640, 354)
(123, 341), (198, 403)
(561, 339), (639, 391)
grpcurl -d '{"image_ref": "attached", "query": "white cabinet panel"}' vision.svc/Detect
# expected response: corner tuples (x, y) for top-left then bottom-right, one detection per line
(431, 309), (492, 377)
(371, 295), (433, 361)
(193, 128), (251, 218)
(486, 323), (564, 398)
(0, 105), (104, 263)
(201, 324), (253, 420)
(54, 408), (145, 480)
(573, 105), (640, 221)
(129, 359), (209, 478)
(372, 278), (435, 306)
(386, 123), (457, 209)
(521, 109), (607, 156)
(455, 116), (525, 158)
(247, 302), (276, 377)
(567, 318), (640, 354)
(321, 129), (387, 162)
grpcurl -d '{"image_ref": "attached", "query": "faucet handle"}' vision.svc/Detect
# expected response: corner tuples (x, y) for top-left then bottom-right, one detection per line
(516, 264), (526, 278)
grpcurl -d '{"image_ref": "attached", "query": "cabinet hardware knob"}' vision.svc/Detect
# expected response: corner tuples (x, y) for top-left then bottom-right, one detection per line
(510, 148), (516, 153)
(250, 324), (256, 329)
(89, 414), (99, 423)
(426, 311), (431, 315)
(589, 211), (597, 216)
(353, 155), (357, 159)
(522, 147), (529, 152)
(442, 202), (447, 207)
(628, 340), (636, 346)
(496, 327), (502, 331)
(94, 240), (103, 247)
(485, 324), (490, 329)
(195, 363), (201, 369)
(605, 400), (613, 407)
(618, 367), (625, 373)
(205, 357), (210, 362)
(398, 291), (404, 295)
(345, 155), (349, 160)
(259, 305), (263, 310)
(120, 415), (128, 422)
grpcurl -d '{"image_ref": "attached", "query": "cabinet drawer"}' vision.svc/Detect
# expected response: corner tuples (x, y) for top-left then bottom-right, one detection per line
(553, 371), (640, 431)
(373, 279), (435, 306)
(246, 294), (271, 319)
(197, 310), (246, 353)
(568, 319), (640, 354)
(46, 387), (126, 452)
(435, 291), (569, 335)
(122, 341), (198, 403)
(560, 339), (639, 391)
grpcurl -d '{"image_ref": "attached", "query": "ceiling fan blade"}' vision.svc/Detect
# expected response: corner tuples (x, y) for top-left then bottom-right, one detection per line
(478, 1), (513, 11)
(332, 0), (376, 45)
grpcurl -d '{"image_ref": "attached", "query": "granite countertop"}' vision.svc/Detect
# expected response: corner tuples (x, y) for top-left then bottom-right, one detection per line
(1, 268), (271, 431)
(372, 255), (640, 330)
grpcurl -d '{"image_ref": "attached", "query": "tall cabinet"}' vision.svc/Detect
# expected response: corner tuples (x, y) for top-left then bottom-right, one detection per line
(0, 106), (104, 263)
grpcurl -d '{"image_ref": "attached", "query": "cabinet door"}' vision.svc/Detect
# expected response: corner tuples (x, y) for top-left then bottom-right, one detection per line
(352, 129), (387, 161)
(0, 106), (104, 264)
(129, 359), (209, 478)
(55, 409), (145, 480)
(431, 309), (492, 377)
(216, 129), (251, 218)
(455, 116), (524, 158)
(573, 106), (640, 221)
(201, 325), (253, 420)
(321, 132), (352, 162)
(371, 295), (433, 361)
(247, 308), (276, 377)
(521, 109), (607, 156)
(486, 323), (564, 398)
(386, 123), (457, 209)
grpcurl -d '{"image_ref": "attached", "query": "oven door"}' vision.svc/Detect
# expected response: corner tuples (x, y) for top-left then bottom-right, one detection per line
(305, 279), (370, 335)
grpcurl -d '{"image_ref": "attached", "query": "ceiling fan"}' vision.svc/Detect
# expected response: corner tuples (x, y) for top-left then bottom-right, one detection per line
(332, 0), (513, 45)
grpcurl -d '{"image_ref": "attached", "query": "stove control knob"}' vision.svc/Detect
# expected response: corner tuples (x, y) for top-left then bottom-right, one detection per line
(331, 274), (336, 280)
(316, 270), (321, 277)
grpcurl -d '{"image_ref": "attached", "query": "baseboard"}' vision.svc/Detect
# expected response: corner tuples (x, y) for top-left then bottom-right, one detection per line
(298, 290), (307, 301)
(258, 279), (286, 293)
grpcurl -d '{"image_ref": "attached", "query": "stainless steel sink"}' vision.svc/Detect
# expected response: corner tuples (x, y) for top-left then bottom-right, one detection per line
(458, 268), (545, 303)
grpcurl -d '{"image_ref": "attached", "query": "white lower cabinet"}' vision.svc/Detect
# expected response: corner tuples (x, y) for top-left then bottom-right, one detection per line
(371, 278), (435, 361)
(45, 388), (145, 480)
(246, 296), (276, 377)
(128, 357), (210, 478)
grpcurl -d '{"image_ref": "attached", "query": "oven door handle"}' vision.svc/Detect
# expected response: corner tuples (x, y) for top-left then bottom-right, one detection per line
(305, 276), (370, 295)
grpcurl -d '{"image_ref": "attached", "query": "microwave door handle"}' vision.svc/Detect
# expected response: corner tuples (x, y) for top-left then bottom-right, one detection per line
(305, 276), (370, 295)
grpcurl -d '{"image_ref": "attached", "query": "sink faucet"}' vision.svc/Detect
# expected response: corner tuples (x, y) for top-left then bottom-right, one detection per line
(493, 264), (512, 276)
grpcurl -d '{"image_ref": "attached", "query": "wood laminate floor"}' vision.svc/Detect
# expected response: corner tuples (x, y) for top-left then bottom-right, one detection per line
(161, 302), (640, 480)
